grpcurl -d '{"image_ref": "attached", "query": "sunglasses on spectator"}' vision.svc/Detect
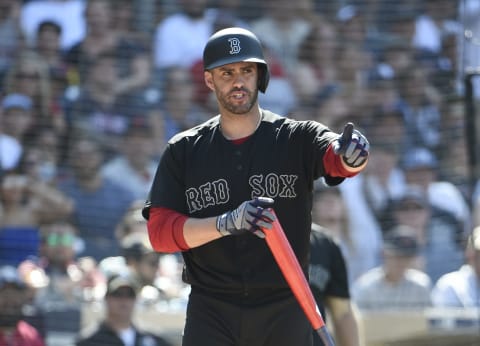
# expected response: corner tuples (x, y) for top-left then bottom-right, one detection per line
(46, 233), (75, 247)
(108, 288), (136, 299)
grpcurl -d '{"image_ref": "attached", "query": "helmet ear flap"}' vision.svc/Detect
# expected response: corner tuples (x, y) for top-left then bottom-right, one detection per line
(258, 63), (270, 93)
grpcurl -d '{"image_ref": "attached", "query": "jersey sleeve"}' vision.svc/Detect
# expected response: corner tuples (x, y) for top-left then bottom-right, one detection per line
(143, 142), (188, 220)
(301, 121), (347, 186)
(147, 207), (189, 253)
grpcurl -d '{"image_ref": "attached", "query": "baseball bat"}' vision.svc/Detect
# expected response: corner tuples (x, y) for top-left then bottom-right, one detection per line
(263, 211), (336, 346)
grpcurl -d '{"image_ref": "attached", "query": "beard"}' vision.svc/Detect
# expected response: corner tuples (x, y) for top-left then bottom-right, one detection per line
(217, 86), (258, 115)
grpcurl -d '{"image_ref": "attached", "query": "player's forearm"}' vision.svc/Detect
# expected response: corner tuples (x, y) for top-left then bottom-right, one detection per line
(147, 207), (222, 253)
(183, 217), (223, 248)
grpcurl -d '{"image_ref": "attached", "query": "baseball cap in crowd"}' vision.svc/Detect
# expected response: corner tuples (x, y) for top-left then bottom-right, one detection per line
(1, 93), (33, 112)
(402, 147), (438, 170)
(121, 232), (155, 259)
(0, 265), (26, 289)
(106, 274), (138, 298)
(383, 225), (419, 257)
(392, 186), (429, 211)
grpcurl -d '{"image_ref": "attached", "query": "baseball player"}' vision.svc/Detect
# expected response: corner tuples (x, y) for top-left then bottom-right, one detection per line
(143, 27), (369, 346)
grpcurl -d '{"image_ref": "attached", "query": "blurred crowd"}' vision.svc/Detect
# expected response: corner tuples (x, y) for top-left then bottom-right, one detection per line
(1, 0), (480, 344)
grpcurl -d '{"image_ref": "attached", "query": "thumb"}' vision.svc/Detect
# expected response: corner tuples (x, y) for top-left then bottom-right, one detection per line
(333, 122), (354, 155)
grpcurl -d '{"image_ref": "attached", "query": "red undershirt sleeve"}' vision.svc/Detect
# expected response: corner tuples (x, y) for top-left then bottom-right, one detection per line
(147, 207), (190, 253)
(323, 143), (366, 178)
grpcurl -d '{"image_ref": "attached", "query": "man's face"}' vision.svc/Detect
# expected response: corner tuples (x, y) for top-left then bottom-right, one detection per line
(204, 62), (259, 115)
(106, 287), (136, 321)
(137, 253), (160, 286)
(70, 140), (102, 180)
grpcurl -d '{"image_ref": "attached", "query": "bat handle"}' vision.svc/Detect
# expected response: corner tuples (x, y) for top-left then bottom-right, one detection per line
(316, 326), (336, 346)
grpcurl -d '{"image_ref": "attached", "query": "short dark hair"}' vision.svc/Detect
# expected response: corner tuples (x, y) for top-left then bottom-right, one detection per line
(37, 21), (62, 35)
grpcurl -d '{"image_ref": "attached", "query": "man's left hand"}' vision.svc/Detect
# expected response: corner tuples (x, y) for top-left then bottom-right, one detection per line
(333, 122), (369, 168)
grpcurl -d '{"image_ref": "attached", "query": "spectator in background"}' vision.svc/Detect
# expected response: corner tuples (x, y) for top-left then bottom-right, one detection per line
(20, 0), (86, 51)
(382, 7), (419, 48)
(380, 186), (464, 283)
(101, 123), (158, 200)
(113, 200), (148, 243)
(123, 231), (186, 307)
(64, 0), (151, 96)
(352, 225), (432, 310)
(0, 169), (74, 266)
(395, 64), (443, 155)
(334, 43), (376, 124)
(250, 0), (311, 75)
(24, 222), (89, 308)
(18, 221), (105, 338)
(153, 0), (213, 71)
(0, 93), (33, 145)
(315, 91), (355, 132)
(57, 135), (135, 261)
(76, 274), (173, 346)
(100, 202), (186, 305)
(2, 49), (62, 136)
(112, 0), (151, 47)
(377, 40), (415, 80)
(412, 0), (460, 58)
(0, 0), (24, 77)
(431, 226), (480, 307)
(335, 5), (370, 51)
(34, 21), (65, 78)
(291, 19), (339, 121)
(400, 146), (471, 238)
(0, 94), (25, 171)
(309, 220), (361, 346)
(311, 185), (368, 284)
(256, 44), (297, 117)
(154, 65), (208, 142)
(20, 128), (61, 185)
(64, 51), (154, 159)
(34, 20), (69, 136)
(0, 265), (45, 346)
(360, 109), (407, 216)
(356, 140), (405, 229)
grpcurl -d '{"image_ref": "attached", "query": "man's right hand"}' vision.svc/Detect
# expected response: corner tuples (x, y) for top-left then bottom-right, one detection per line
(216, 197), (276, 238)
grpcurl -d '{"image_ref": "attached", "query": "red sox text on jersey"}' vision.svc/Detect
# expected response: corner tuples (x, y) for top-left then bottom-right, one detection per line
(185, 173), (299, 214)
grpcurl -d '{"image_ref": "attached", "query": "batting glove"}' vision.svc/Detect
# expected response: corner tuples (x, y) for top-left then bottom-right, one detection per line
(333, 122), (369, 168)
(216, 197), (276, 238)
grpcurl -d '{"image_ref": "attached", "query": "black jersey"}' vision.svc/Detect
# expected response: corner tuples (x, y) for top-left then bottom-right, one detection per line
(148, 110), (343, 301)
(309, 224), (350, 318)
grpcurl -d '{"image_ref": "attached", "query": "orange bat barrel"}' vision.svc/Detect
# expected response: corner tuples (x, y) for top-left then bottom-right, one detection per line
(264, 211), (336, 346)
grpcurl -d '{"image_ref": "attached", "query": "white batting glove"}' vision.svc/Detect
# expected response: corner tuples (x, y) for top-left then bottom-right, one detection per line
(216, 197), (276, 238)
(333, 122), (369, 168)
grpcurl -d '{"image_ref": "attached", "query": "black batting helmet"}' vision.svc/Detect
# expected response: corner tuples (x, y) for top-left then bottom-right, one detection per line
(203, 27), (270, 93)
